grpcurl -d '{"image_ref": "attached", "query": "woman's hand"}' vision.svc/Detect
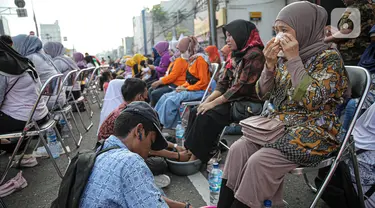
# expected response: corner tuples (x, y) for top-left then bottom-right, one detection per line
(178, 151), (192, 162)
(197, 102), (216, 115)
(151, 80), (162, 89)
(176, 86), (187, 93)
(280, 33), (299, 61)
(263, 38), (280, 70)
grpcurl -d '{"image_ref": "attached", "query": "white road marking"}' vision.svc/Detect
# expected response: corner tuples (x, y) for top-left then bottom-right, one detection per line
(188, 172), (210, 206)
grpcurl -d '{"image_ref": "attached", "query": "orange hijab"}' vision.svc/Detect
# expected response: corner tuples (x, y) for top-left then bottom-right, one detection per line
(205, 45), (220, 63)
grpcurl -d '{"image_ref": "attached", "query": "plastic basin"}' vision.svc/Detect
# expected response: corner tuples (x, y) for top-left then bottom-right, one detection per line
(166, 159), (202, 176)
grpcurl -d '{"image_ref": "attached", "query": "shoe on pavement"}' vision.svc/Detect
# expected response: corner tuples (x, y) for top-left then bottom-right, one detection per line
(11, 156), (38, 168)
(0, 171), (28, 197)
(154, 174), (171, 188)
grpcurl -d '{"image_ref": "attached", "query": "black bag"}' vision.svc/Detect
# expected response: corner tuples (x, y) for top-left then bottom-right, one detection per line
(230, 101), (263, 122)
(186, 70), (199, 85)
(51, 141), (119, 208)
(314, 150), (375, 208)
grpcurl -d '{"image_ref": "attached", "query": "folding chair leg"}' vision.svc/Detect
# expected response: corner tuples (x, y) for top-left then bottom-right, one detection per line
(83, 95), (93, 118)
(0, 136), (27, 184)
(14, 136), (35, 169)
(69, 110), (83, 146)
(350, 145), (366, 208)
(93, 90), (102, 108)
(0, 197), (7, 208)
(218, 126), (230, 150)
(309, 160), (340, 208)
(53, 126), (71, 160)
(74, 101), (91, 131)
(303, 173), (317, 193)
(61, 112), (79, 148)
(38, 133), (63, 178)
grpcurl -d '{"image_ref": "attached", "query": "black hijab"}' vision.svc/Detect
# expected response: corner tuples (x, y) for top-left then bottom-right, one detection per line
(223, 20), (263, 60)
(0, 39), (37, 77)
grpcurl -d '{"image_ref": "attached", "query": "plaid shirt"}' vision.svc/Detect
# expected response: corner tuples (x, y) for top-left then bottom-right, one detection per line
(97, 102), (127, 140)
(216, 47), (265, 102)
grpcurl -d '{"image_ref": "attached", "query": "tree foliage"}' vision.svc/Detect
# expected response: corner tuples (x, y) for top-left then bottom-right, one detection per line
(151, 4), (168, 27)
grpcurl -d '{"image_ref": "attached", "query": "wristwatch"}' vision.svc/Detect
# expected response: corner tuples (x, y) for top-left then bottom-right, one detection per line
(174, 143), (178, 149)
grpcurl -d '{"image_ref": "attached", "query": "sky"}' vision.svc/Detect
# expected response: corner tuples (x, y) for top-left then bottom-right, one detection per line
(0, 0), (162, 54)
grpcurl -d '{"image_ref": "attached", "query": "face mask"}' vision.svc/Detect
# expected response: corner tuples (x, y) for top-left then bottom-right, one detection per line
(181, 51), (190, 60)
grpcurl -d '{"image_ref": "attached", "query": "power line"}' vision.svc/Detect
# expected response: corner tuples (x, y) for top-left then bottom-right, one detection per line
(147, 2), (206, 44)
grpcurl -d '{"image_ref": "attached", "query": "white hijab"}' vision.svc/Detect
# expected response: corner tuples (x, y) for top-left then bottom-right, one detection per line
(352, 102), (375, 150)
(98, 79), (125, 134)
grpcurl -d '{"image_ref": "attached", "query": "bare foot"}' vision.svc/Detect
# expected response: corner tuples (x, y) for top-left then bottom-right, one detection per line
(189, 154), (197, 162)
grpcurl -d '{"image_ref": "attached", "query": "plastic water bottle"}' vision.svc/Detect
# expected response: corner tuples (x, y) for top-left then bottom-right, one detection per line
(209, 162), (222, 205)
(264, 200), (272, 208)
(46, 129), (60, 159)
(175, 121), (185, 146)
(59, 118), (70, 138)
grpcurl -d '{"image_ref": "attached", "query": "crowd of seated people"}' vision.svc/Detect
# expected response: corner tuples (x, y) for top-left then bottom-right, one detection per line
(3, 0), (375, 207)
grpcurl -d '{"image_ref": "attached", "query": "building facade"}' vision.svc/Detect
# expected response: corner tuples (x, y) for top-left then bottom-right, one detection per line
(40, 20), (62, 44)
(0, 16), (11, 35)
(124, 36), (134, 56)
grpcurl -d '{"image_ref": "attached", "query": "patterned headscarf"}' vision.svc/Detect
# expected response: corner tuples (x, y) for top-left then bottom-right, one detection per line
(178, 36), (204, 57)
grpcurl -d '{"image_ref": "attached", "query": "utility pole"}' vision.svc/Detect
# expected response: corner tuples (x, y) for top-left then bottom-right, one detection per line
(141, 9), (148, 55)
(151, 11), (155, 47)
(208, 0), (217, 46)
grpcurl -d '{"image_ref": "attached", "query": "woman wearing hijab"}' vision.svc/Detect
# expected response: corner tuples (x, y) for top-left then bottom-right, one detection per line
(12, 35), (65, 109)
(73, 52), (87, 69)
(217, 2), (348, 207)
(152, 48), (161, 66)
(131, 53), (146, 78)
(205, 45), (221, 66)
(149, 41), (171, 79)
(150, 44), (188, 107)
(184, 20), (265, 163)
(325, 0), (375, 65)
(155, 36), (210, 129)
(221, 44), (231, 62)
(0, 39), (49, 152)
(43, 42), (82, 100)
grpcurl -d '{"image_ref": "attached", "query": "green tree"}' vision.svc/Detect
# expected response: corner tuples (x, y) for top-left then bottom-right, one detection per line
(165, 26), (190, 41)
(151, 4), (168, 27)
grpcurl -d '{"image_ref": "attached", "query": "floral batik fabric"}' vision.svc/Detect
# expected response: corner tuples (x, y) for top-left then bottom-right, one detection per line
(259, 49), (348, 166)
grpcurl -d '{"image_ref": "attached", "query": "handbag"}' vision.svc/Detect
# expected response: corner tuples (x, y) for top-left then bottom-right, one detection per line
(231, 101), (263, 123)
(240, 115), (285, 146)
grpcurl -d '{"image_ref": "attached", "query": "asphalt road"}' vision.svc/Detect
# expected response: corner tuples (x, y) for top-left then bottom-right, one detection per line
(1, 100), (328, 208)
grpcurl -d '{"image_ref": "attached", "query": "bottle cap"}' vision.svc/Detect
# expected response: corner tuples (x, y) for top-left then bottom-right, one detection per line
(264, 200), (272, 207)
(213, 162), (219, 168)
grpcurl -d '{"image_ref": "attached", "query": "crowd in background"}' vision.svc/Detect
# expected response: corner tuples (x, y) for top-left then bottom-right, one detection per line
(1, 0), (375, 207)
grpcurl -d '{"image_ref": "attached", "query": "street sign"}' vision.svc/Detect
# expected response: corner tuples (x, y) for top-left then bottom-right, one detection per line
(16, 8), (27, 17)
(14, 0), (26, 8)
(250, 12), (262, 21)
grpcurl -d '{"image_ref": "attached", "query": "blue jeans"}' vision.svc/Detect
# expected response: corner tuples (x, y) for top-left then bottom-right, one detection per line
(342, 99), (358, 132)
(155, 90), (204, 129)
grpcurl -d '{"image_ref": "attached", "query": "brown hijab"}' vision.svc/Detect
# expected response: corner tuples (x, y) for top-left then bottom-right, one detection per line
(276, 1), (330, 62)
(177, 36), (203, 57)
